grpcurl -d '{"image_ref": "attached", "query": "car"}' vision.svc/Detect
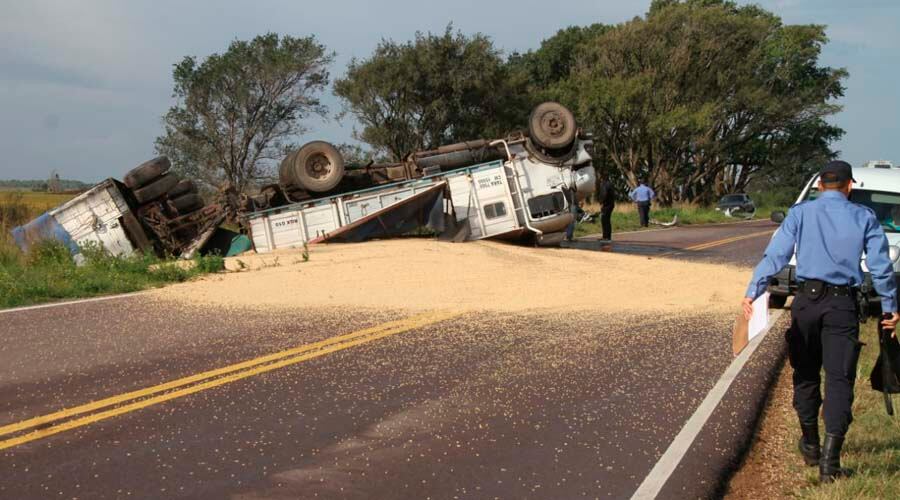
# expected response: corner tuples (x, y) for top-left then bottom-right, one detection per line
(766, 167), (900, 310)
(716, 193), (756, 217)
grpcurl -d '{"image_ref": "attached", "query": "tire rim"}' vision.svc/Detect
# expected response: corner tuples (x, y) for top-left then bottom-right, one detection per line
(539, 110), (566, 139)
(305, 152), (333, 180)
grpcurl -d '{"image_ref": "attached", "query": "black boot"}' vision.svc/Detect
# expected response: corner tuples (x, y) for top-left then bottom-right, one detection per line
(820, 433), (852, 483)
(798, 421), (820, 466)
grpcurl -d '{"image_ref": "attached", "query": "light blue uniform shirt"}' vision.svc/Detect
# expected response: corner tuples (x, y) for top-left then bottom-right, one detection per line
(746, 190), (898, 312)
(630, 184), (655, 202)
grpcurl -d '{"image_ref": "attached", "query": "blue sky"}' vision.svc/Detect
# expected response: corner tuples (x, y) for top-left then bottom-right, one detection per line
(0, 0), (897, 182)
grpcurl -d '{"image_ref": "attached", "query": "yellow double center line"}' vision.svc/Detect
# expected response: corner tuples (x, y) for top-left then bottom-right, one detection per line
(683, 229), (775, 251)
(0, 310), (460, 451)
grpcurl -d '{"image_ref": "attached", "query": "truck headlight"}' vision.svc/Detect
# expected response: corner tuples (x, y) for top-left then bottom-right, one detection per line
(890, 245), (900, 263)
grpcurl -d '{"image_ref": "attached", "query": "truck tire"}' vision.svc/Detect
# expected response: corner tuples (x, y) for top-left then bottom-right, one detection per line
(133, 173), (179, 204)
(284, 141), (345, 193)
(170, 193), (204, 214)
(168, 179), (196, 199)
(528, 102), (576, 150)
(124, 157), (171, 189)
(278, 150), (299, 188)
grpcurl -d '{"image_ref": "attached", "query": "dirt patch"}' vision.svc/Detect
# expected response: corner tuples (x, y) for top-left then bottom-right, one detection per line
(725, 362), (807, 499)
(152, 239), (751, 313)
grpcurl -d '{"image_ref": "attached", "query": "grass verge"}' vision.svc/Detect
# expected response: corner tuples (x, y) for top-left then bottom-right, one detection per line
(0, 241), (224, 309)
(730, 321), (900, 498)
(792, 321), (900, 499)
(1, 191), (223, 309)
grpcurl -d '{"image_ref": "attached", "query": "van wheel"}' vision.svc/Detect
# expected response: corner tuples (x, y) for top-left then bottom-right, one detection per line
(133, 173), (179, 204)
(769, 294), (788, 309)
(124, 157), (171, 189)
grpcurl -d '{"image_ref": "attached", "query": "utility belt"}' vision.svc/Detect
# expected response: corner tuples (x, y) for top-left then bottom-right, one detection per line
(797, 279), (870, 322)
(797, 280), (856, 299)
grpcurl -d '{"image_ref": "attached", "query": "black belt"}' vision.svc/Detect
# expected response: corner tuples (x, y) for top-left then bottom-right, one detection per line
(797, 281), (855, 297)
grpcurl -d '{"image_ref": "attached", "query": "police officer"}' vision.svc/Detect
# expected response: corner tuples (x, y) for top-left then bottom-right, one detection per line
(629, 180), (655, 227)
(743, 160), (899, 483)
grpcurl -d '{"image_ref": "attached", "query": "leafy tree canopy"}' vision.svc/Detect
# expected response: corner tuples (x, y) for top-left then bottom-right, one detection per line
(334, 25), (529, 162)
(155, 33), (333, 192)
(554, 0), (846, 203)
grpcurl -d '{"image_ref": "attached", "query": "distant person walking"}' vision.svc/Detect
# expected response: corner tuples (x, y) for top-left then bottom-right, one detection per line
(597, 175), (615, 240)
(629, 181), (655, 228)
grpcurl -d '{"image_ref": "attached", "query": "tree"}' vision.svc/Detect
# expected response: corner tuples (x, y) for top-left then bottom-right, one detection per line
(334, 25), (528, 162)
(155, 33), (333, 192)
(509, 24), (609, 95)
(558, 0), (846, 204)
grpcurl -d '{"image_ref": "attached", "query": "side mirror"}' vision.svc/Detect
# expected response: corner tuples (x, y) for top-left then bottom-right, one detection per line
(770, 210), (786, 224)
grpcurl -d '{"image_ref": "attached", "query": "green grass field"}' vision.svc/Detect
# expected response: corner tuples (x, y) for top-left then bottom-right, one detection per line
(0, 190), (222, 309)
(784, 322), (900, 498)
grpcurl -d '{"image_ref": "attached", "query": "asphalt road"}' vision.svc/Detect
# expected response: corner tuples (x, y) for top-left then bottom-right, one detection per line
(0, 221), (780, 499)
(571, 219), (777, 267)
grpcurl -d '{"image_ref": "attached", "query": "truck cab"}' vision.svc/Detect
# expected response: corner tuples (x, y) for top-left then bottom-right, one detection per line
(767, 166), (900, 310)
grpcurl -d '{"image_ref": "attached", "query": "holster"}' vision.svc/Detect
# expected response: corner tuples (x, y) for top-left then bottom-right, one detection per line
(857, 281), (871, 323)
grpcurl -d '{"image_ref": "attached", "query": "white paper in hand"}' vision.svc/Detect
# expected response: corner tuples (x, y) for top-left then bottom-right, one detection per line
(749, 292), (770, 341)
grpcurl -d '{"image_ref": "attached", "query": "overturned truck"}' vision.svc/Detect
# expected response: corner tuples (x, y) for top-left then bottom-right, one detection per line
(12, 102), (596, 258)
(246, 102), (597, 251)
(11, 160), (226, 261)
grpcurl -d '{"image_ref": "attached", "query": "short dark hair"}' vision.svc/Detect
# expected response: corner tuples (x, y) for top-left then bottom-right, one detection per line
(820, 175), (851, 190)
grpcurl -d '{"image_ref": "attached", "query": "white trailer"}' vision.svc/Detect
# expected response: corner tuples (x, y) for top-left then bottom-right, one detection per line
(11, 179), (152, 261)
(247, 137), (596, 253)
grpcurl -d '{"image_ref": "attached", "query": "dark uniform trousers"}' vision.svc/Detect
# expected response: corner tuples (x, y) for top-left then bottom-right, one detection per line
(600, 204), (613, 240)
(637, 201), (650, 227)
(787, 291), (862, 437)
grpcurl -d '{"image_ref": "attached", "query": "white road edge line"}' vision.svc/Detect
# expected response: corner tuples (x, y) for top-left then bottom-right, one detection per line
(0, 291), (147, 315)
(630, 308), (786, 500)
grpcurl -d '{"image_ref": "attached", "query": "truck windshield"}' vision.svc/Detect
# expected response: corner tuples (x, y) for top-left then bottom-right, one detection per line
(807, 188), (900, 233)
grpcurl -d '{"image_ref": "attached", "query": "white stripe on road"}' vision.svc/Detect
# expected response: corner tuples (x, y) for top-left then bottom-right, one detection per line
(630, 309), (785, 500)
(0, 291), (146, 315)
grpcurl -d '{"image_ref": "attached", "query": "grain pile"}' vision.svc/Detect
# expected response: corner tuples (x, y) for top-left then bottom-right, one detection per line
(153, 239), (752, 313)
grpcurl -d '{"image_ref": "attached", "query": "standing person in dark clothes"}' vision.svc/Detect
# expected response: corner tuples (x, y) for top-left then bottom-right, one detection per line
(597, 173), (615, 240)
(743, 160), (899, 483)
(629, 180), (655, 227)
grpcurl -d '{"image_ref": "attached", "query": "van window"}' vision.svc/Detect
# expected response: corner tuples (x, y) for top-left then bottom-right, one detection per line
(807, 188), (900, 233)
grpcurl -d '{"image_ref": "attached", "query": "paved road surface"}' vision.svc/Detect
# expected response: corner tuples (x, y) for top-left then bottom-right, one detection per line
(0, 221), (781, 499)
(572, 219), (777, 267)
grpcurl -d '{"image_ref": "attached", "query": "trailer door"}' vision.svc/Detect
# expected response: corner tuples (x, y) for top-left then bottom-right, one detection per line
(470, 167), (518, 238)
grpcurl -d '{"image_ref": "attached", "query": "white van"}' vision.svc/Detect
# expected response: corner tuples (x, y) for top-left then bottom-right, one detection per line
(767, 167), (900, 309)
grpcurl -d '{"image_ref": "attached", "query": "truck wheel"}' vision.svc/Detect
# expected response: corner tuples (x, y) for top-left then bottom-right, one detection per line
(528, 102), (576, 150)
(170, 193), (204, 214)
(168, 179), (196, 199)
(286, 141), (345, 193)
(769, 294), (788, 309)
(124, 157), (171, 189)
(133, 173), (179, 204)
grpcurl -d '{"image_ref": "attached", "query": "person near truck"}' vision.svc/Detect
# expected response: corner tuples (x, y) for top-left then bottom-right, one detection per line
(629, 181), (654, 228)
(597, 174), (615, 240)
(742, 160), (899, 483)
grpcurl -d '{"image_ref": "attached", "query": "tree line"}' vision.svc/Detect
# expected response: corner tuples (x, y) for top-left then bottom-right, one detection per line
(156, 0), (845, 205)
